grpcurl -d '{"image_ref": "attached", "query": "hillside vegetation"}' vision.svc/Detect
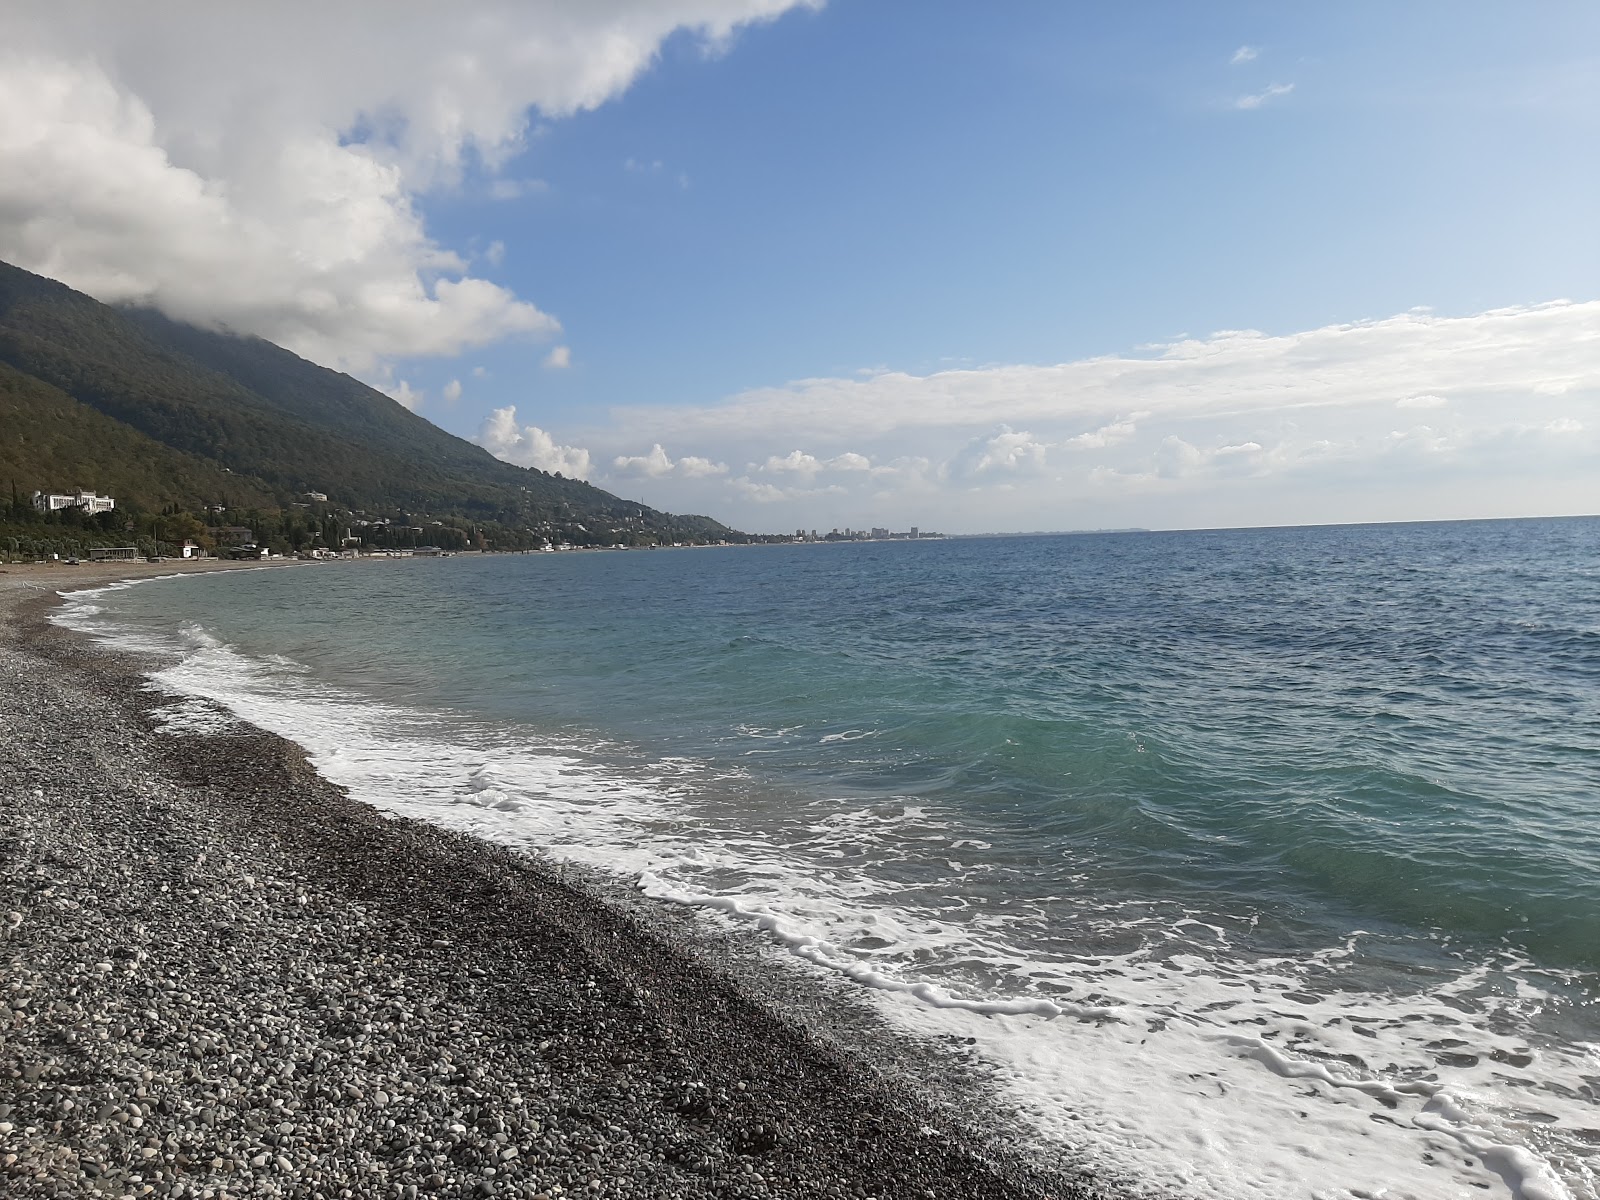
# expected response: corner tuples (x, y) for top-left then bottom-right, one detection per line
(0, 260), (739, 555)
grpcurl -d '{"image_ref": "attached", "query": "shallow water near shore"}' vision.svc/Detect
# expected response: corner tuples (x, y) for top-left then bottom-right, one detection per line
(56, 518), (1600, 1200)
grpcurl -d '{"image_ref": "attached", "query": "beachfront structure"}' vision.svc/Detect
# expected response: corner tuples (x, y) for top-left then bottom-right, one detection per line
(207, 526), (255, 545)
(87, 546), (140, 562)
(33, 489), (115, 515)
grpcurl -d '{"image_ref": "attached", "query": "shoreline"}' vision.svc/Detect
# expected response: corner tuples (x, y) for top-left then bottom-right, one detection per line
(0, 568), (1110, 1199)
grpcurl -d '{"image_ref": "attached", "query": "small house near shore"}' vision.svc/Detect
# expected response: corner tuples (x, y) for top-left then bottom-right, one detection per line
(87, 546), (140, 562)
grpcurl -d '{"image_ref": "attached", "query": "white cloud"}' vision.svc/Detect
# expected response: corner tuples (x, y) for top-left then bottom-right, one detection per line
(827, 451), (873, 472)
(1235, 82), (1294, 110)
(557, 300), (1594, 533)
(608, 301), (1600, 448)
(1064, 418), (1138, 449)
(729, 478), (788, 503)
(477, 405), (592, 478)
(386, 380), (423, 412)
(0, 0), (815, 371)
(761, 450), (824, 475)
(489, 178), (549, 200)
(950, 426), (1049, 479)
(1386, 424), (1451, 455)
(612, 444), (677, 478)
(442, 378), (463, 404)
(1398, 394), (1448, 409)
(1230, 46), (1259, 65)
(677, 455), (730, 478)
(1154, 437), (1205, 479)
(611, 444), (728, 479)
(543, 345), (572, 369)
(751, 449), (878, 478)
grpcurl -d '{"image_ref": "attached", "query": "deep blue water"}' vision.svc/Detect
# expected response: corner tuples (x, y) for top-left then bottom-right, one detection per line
(71, 516), (1600, 1200)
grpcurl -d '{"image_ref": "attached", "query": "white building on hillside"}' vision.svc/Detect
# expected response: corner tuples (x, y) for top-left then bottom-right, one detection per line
(33, 490), (116, 514)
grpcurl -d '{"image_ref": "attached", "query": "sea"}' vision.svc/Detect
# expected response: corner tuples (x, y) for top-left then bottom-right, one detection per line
(56, 517), (1600, 1200)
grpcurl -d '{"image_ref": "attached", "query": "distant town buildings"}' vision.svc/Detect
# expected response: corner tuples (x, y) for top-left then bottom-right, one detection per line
(301, 491), (328, 502)
(32, 489), (115, 514)
(788, 525), (937, 544)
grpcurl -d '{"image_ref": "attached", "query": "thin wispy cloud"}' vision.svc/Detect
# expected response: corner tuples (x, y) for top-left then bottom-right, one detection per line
(1230, 45), (1259, 65)
(489, 178), (550, 201)
(1235, 82), (1294, 110)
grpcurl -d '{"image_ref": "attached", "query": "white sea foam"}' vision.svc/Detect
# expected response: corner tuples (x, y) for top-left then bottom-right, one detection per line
(53, 586), (1600, 1200)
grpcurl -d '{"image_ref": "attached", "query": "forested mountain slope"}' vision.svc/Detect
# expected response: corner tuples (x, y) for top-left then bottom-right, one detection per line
(0, 261), (734, 543)
(0, 361), (275, 512)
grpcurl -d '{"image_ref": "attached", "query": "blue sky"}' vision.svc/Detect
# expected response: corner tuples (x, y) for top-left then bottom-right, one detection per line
(433, 2), (1597, 411)
(4, 1), (1597, 531)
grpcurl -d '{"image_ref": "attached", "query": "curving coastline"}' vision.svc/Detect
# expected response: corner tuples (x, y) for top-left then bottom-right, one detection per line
(0, 566), (1110, 1200)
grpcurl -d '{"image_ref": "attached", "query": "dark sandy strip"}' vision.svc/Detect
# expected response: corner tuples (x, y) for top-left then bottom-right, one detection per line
(0, 577), (1116, 1200)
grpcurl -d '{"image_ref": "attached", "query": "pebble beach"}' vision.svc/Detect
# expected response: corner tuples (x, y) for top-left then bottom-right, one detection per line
(0, 563), (1105, 1200)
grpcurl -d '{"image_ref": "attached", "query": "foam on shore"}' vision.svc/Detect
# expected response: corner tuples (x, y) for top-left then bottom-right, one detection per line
(52, 581), (1597, 1200)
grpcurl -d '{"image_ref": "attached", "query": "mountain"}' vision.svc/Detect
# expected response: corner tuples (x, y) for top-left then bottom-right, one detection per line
(0, 260), (736, 544)
(0, 361), (275, 512)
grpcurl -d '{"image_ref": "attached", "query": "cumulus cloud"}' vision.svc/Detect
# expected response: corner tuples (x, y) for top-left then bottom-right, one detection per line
(950, 426), (1050, 479)
(1398, 394), (1448, 409)
(1236, 82), (1294, 110)
(1154, 437), (1205, 479)
(612, 444), (677, 478)
(828, 451), (874, 472)
(442, 379), (463, 404)
(677, 455), (730, 478)
(611, 444), (728, 479)
(761, 450), (823, 475)
(729, 478), (788, 503)
(0, 0), (814, 370)
(386, 380), (424, 412)
(477, 405), (592, 477)
(543, 345), (572, 369)
(1064, 418), (1139, 449)
(751, 449), (881, 478)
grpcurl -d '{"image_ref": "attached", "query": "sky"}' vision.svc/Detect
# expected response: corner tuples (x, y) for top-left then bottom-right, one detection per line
(2, 1), (1596, 533)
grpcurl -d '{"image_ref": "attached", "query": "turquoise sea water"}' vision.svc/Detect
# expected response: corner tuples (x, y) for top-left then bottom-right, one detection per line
(65, 517), (1600, 1200)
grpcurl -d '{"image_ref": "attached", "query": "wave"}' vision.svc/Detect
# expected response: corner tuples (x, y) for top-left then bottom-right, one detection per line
(53, 584), (1598, 1200)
